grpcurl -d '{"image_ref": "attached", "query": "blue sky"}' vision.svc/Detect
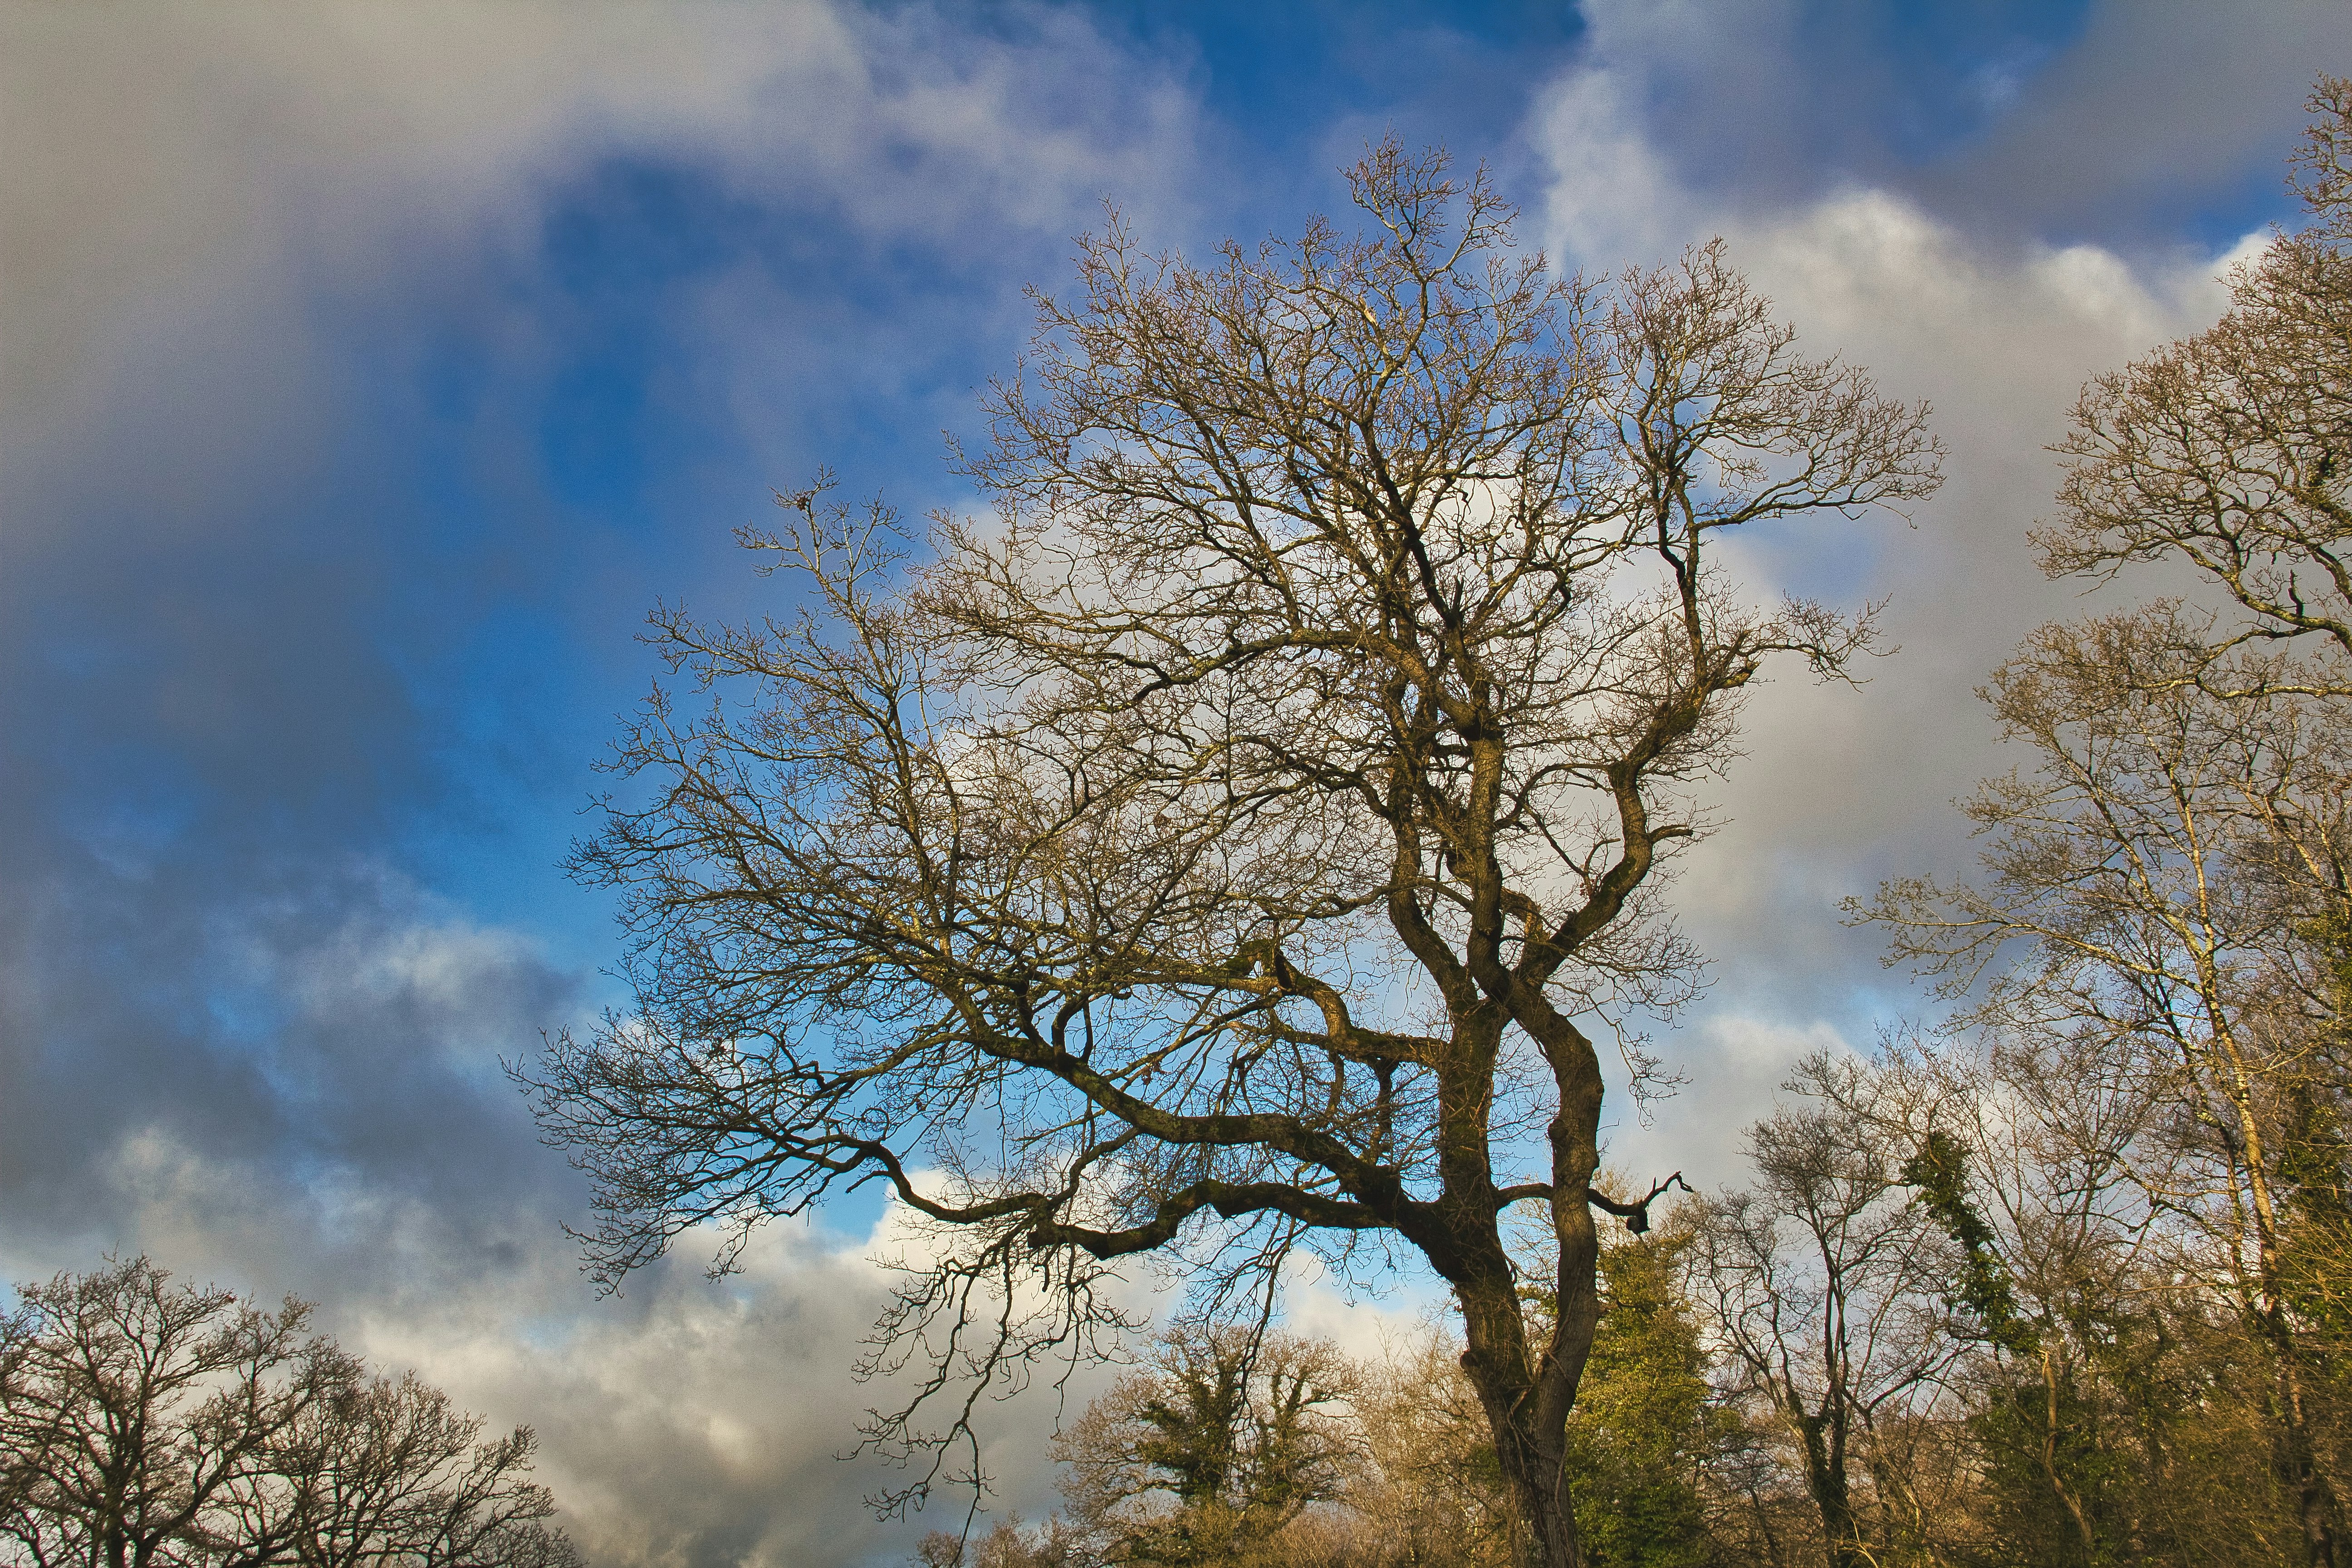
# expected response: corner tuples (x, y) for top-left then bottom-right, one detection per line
(5, 4), (2349, 1564)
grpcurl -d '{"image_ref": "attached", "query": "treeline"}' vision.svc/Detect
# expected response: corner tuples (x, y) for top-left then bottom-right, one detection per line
(926, 1036), (2352, 1568)
(0, 1258), (576, 1568)
(926, 77), (2352, 1568)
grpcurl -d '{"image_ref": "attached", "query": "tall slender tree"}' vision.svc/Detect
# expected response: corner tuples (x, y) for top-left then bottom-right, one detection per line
(1685, 1069), (1961, 1568)
(2037, 77), (2352, 701)
(1870, 609), (2352, 1564)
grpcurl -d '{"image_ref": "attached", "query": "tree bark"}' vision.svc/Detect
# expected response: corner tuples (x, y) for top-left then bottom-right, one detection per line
(1434, 1017), (1611, 1568)
(1455, 1262), (1583, 1568)
(1792, 1404), (1866, 1568)
(2270, 1322), (2342, 1568)
(2037, 1346), (2098, 1564)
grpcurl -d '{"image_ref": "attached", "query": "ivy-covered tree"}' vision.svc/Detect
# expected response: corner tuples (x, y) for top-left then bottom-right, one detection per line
(1052, 1331), (1357, 1565)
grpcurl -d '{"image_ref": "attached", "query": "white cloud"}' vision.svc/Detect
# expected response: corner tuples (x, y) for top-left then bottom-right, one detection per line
(7, 1140), (1128, 1568)
(1520, 17), (2277, 1083)
(1529, 64), (1690, 271)
(1602, 1014), (1859, 1191)
(0, 10), (1216, 1558)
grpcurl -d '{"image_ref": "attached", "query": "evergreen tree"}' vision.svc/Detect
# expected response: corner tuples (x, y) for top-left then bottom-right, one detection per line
(1562, 1230), (1716, 1568)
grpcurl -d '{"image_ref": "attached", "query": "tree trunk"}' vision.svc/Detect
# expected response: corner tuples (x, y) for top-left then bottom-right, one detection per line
(2273, 1331), (2342, 1568)
(1444, 1205), (1594, 1568)
(1449, 1001), (1612, 1568)
(1793, 1406), (1867, 1568)
(1428, 990), (1602, 1568)
(1499, 1442), (1581, 1568)
(2035, 1345), (2098, 1564)
(1455, 1271), (1583, 1568)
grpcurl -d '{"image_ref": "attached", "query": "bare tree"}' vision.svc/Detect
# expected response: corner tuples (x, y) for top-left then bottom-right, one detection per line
(913, 1514), (1082, 1568)
(243, 1372), (568, 1568)
(1838, 1029), (2163, 1564)
(2037, 78), (2352, 699)
(0, 1259), (574, 1568)
(1684, 1063), (1963, 1568)
(1348, 1331), (1514, 1568)
(1862, 77), (2352, 1568)
(525, 142), (1939, 1568)
(0, 1259), (334, 1568)
(1867, 608), (2352, 1564)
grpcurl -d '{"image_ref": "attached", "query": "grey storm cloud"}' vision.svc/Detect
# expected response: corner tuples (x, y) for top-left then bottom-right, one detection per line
(1927, 0), (2352, 240)
(4, 3), (2350, 1566)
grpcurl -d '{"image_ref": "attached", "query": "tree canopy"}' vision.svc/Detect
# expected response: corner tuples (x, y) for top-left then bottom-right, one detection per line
(525, 142), (1938, 1568)
(0, 1258), (574, 1568)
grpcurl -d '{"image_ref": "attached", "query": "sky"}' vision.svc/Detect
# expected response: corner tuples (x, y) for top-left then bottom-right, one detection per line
(4, 3), (2349, 1564)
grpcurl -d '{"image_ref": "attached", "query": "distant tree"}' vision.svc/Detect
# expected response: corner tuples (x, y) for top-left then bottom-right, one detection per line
(0, 1258), (574, 1568)
(526, 138), (1939, 1568)
(1685, 1066), (1963, 1568)
(1053, 1330), (1357, 1566)
(1833, 1032), (2161, 1566)
(1867, 610), (2352, 1565)
(1864, 74), (2352, 1568)
(914, 1513), (1081, 1568)
(1348, 1333), (1514, 1568)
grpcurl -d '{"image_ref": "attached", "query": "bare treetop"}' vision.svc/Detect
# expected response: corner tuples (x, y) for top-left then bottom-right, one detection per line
(0, 1258), (574, 1568)
(2038, 78), (2352, 696)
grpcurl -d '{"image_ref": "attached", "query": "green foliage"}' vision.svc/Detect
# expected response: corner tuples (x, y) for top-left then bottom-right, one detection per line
(1967, 1361), (2128, 1568)
(1053, 1332), (1358, 1567)
(1130, 1350), (1247, 1512)
(1899, 1125), (2136, 1564)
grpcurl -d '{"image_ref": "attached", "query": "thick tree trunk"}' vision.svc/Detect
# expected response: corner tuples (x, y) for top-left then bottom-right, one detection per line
(1439, 1095), (1604, 1568)
(1427, 734), (1627, 1568)
(1500, 1444), (1581, 1568)
(1436, 1058), (1595, 1567)
(1455, 1264), (1584, 1568)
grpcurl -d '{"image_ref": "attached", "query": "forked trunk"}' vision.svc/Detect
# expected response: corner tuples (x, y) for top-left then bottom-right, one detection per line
(1453, 1259), (1595, 1568)
(1443, 996), (1615, 1568)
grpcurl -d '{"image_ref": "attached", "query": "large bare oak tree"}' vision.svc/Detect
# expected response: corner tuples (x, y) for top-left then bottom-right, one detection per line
(526, 145), (1939, 1568)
